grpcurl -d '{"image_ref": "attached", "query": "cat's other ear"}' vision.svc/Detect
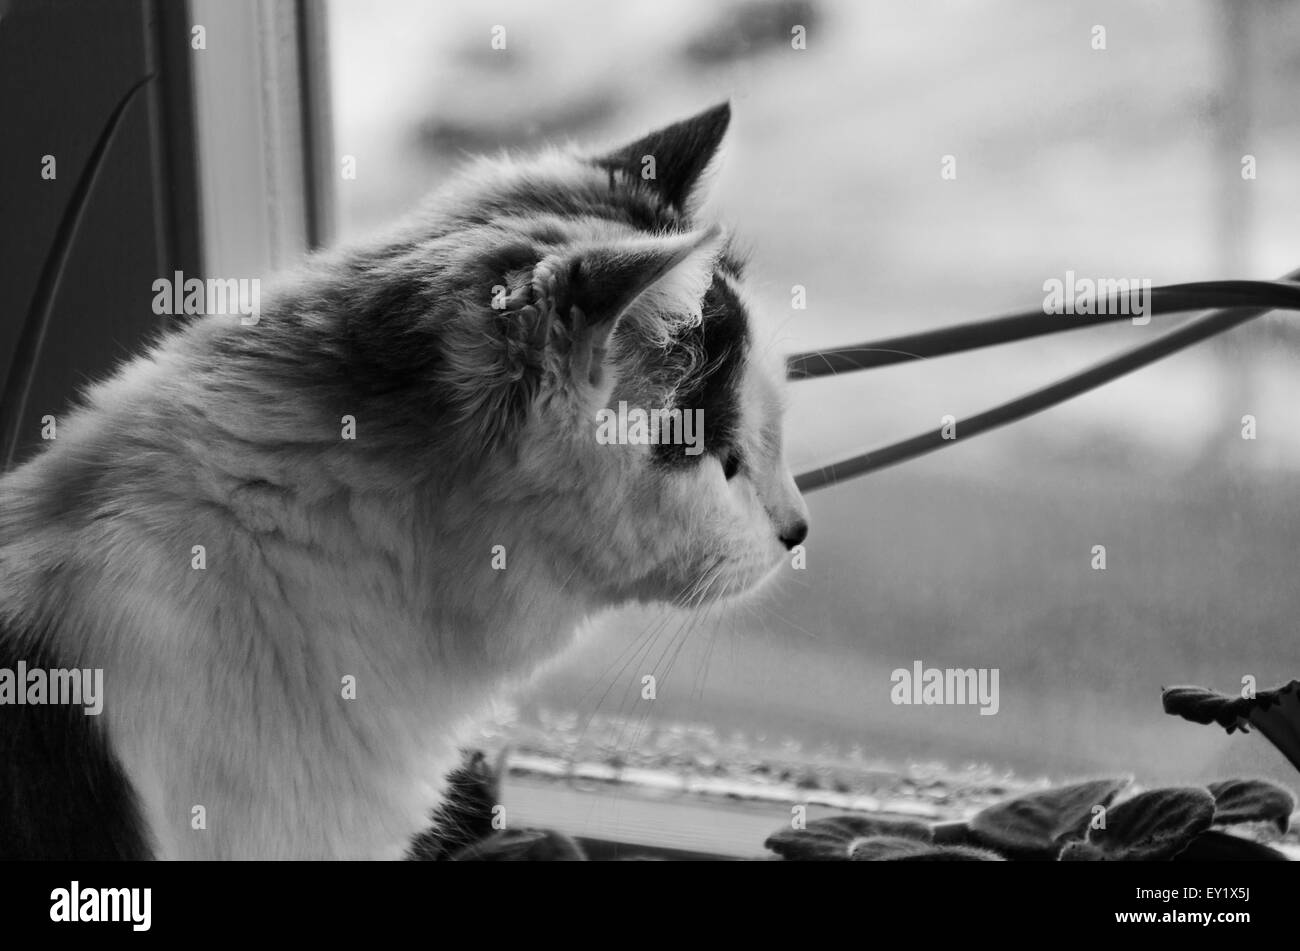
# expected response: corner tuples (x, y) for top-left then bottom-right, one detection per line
(541, 225), (724, 389)
(591, 102), (731, 211)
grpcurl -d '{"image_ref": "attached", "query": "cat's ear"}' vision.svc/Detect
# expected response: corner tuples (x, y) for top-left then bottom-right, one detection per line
(591, 102), (731, 211)
(539, 225), (724, 389)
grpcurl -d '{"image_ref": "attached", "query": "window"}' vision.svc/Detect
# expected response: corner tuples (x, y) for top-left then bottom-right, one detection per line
(329, 0), (1300, 856)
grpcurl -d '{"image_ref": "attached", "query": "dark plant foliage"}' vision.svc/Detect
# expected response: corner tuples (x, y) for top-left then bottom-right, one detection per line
(421, 678), (1300, 861)
(1163, 680), (1300, 772)
(1207, 778), (1294, 835)
(449, 828), (585, 862)
(1073, 787), (1215, 861)
(966, 777), (1131, 860)
(848, 836), (1003, 862)
(771, 780), (1293, 862)
(408, 749), (586, 861)
(409, 749), (509, 861)
(765, 814), (931, 860)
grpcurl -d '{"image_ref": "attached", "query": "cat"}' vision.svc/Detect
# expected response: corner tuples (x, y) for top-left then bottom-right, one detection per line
(0, 102), (808, 859)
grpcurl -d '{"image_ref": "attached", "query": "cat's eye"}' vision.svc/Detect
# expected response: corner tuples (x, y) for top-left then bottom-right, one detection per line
(722, 450), (742, 481)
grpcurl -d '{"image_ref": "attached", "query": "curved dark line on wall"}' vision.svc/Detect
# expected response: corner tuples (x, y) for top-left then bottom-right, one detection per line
(1, 73), (156, 470)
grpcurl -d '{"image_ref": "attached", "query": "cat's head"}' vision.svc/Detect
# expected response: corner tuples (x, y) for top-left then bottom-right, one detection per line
(347, 104), (807, 607)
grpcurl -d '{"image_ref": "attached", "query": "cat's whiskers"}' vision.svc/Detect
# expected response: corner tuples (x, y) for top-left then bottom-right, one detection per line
(752, 601), (821, 642)
(606, 557), (726, 755)
(686, 574), (738, 717)
(619, 589), (721, 763)
(609, 605), (698, 752)
(576, 602), (678, 736)
(572, 572), (700, 744)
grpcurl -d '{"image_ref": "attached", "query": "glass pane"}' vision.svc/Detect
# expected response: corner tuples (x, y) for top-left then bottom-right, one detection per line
(329, 0), (1300, 851)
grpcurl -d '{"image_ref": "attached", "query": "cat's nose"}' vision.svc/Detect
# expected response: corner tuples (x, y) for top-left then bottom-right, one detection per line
(778, 520), (808, 551)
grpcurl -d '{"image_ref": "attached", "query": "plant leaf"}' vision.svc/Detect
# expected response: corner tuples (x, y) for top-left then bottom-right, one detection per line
(1172, 830), (1290, 862)
(1086, 787), (1215, 861)
(408, 748), (503, 860)
(450, 828), (586, 861)
(1207, 778), (1295, 834)
(850, 836), (1003, 861)
(765, 815), (932, 861)
(1163, 681), (1300, 773)
(930, 820), (973, 844)
(1162, 685), (1254, 733)
(1058, 840), (1106, 861)
(968, 778), (1131, 859)
(1244, 684), (1300, 775)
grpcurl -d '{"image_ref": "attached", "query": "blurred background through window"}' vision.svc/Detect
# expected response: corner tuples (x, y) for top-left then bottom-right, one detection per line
(327, 0), (1300, 801)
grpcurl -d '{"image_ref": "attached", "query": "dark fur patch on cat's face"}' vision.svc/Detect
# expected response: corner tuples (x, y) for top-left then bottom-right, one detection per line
(616, 276), (750, 469)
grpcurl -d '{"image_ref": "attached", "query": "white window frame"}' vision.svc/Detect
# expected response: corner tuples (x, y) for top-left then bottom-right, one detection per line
(186, 0), (334, 279)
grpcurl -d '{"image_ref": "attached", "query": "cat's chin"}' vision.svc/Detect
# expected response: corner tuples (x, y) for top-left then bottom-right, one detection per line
(620, 556), (782, 609)
(693, 561), (783, 606)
